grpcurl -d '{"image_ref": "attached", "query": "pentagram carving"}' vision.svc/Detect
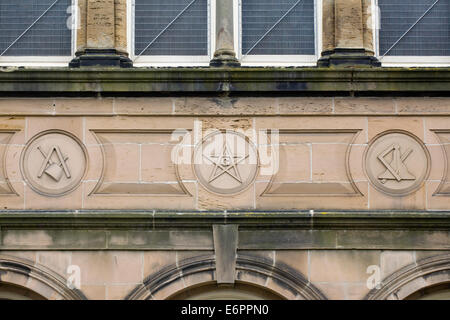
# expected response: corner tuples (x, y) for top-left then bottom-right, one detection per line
(365, 130), (430, 196)
(21, 130), (87, 197)
(204, 142), (248, 184)
(193, 131), (259, 195)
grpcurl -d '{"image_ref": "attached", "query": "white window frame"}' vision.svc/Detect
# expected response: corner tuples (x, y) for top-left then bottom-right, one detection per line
(237, 0), (322, 67)
(129, 0), (212, 67)
(0, 0), (77, 67)
(374, 0), (450, 67)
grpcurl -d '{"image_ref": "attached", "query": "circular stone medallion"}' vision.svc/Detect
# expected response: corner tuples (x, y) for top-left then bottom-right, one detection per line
(365, 130), (430, 196)
(21, 130), (87, 197)
(193, 131), (259, 195)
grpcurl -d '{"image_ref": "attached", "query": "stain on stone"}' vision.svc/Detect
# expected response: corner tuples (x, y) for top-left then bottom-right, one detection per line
(269, 275), (301, 297)
(276, 82), (307, 91)
(201, 117), (252, 131)
(423, 269), (449, 282)
(211, 97), (232, 108)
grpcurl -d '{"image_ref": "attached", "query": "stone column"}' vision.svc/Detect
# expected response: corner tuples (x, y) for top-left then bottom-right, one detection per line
(70, 0), (132, 68)
(210, 0), (240, 67)
(318, 0), (380, 67)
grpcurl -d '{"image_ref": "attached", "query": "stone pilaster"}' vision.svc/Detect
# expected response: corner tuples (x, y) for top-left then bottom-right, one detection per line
(318, 0), (380, 67)
(210, 0), (240, 67)
(75, 0), (88, 53)
(70, 0), (132, 68)
(114, 0), (128, 55)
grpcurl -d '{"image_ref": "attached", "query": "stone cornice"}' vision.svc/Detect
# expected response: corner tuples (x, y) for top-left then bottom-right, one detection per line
(0, 210), (449, 230)
(1, 211), (449, 250)
(0, 68), (450, 94)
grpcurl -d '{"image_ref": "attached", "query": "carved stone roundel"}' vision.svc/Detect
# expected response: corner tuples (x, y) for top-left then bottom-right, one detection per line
(365, 130), (430, 196)
(193, 131), (259, 195)
(21, 130), (87, 197)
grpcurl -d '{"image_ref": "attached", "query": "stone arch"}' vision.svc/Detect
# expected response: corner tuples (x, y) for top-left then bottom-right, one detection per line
(0, 283), (46, 300)
(169, 282), (284, 300)
(0, 255), (87, 300)
(365, 253), (450, 300)
(126, 253), (326, 300)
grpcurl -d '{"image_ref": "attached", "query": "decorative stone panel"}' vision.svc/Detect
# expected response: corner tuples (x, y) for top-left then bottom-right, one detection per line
(0, 98), (448, 211)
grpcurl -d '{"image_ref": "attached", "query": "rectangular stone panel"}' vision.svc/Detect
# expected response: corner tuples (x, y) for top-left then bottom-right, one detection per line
(0, 130), (19, 195)
(431, 130), (450, 196)
(0, 113), (445, 211)
(261, 130), (362, 196)
(90, 130), (190, 196)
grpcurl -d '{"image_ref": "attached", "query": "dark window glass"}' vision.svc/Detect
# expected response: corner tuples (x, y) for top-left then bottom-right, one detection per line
(379, 0), (450, 56)
(135, 0), (208, 56)
(0, 0), (72, 56)
(241, 0), (315, 55)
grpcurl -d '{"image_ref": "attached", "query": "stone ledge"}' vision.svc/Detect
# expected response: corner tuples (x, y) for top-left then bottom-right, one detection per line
(1, 211), (449, 250)
(1, 97), (448, 116)
(0, 210), (449, 230)
(0, 68), (450, 94)
(0, 215), (449, 250)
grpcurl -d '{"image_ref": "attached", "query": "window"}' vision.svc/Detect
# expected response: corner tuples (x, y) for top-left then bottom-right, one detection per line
(239, 0), (320, 66)
(0, 0), (75, 66)
(376, 0), (450, 66)
(132, 0), (211, 66)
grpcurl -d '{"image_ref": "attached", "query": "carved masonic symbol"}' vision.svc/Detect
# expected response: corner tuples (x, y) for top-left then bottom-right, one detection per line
(377, 144), (415, 184)
(192, 131), (259, 195)
(203, 141), (249, 184)
(37, 145), (71, 182)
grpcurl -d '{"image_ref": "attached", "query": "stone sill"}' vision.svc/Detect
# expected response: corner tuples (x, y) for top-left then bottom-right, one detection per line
(1, 67), (450, 94)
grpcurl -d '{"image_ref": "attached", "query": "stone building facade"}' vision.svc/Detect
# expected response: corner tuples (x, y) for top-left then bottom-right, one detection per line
(0, 0), (449, 300)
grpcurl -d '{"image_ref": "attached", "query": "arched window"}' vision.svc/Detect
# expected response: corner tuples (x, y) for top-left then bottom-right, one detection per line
(126, 254), (326, 300)
(169, 282), (284, 300)
(406, 283), (450, 300)
(365, 254), (450, 300)
(0, 283), (45, 300)
(0, 255), (86, 300)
